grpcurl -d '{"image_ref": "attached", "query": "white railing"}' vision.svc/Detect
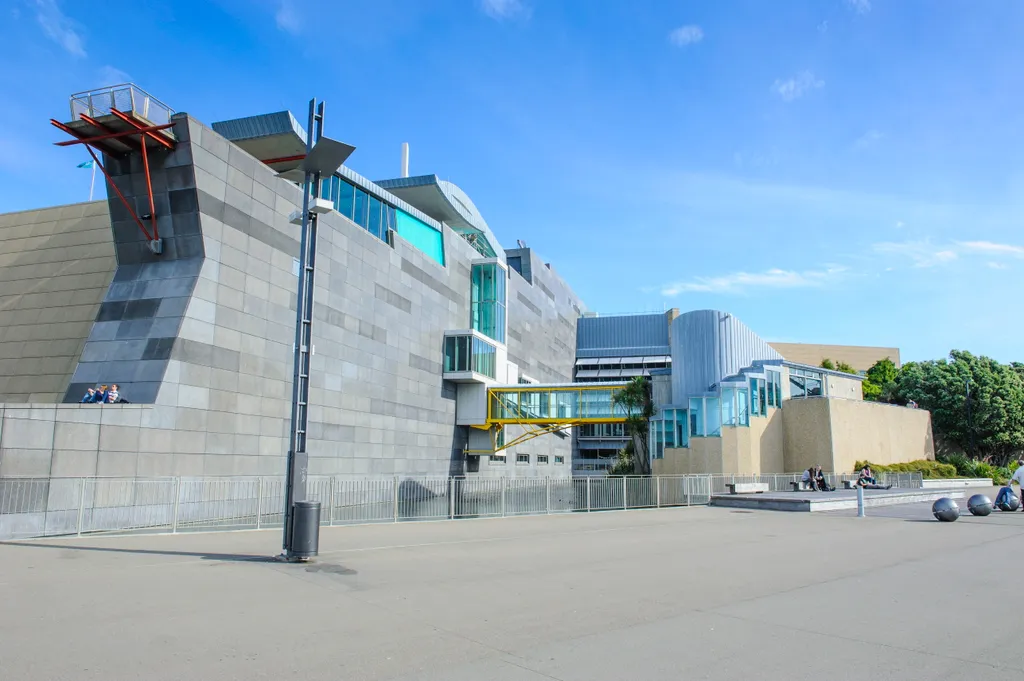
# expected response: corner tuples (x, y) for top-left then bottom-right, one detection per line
(0, 472), (922, 541)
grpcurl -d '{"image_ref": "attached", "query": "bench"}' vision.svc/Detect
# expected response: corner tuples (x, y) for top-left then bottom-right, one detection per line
(790, 481), (814, 492)
(725, 482), (769, 495)
(843, 480), (857, 489)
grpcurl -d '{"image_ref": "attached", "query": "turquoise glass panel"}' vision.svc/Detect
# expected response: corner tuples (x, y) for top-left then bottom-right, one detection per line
(395, 210), (445, 266)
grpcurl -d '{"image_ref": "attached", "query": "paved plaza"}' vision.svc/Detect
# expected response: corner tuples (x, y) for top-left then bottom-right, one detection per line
(1, 489), (1021, 680)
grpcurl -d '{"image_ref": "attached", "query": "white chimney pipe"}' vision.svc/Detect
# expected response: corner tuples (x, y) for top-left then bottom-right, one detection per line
(401, 142), (409, 178)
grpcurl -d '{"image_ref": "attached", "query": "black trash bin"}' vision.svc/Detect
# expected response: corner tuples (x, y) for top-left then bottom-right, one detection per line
(290, 500), (321, 559)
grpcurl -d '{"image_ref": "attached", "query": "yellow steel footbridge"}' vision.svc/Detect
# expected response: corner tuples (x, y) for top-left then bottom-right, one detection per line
(472, 382), (631, 453)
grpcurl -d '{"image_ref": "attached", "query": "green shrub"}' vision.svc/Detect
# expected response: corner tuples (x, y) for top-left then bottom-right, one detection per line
(853, 460), (958, 479)
(938, 452), (976, 477)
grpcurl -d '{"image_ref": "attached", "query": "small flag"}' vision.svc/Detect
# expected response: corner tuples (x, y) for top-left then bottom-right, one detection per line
(77, 160), (95, 169)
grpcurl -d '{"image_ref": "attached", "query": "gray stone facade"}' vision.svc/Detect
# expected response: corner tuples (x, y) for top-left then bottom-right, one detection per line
(0, 112), (585, 479)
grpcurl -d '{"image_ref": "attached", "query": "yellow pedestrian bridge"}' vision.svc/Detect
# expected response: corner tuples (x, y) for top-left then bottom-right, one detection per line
(472, 382), (631, 453)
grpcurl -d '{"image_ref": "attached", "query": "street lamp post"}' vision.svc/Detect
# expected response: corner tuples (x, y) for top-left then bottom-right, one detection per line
(965, 377), (975, 459)
(282, 98), (324, 558)
(277, 98), (355, 561)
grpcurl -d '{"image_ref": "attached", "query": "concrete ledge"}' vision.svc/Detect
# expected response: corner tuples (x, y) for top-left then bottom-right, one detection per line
(710, 488), (966, 512)
(921, 478), (992, 489)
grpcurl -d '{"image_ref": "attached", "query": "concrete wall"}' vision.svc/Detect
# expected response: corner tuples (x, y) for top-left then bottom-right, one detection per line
(0, 113), (583, 480)
(827, 373), (863, 400)
(769, 342), (900, 372)
(827, 399), (935, 473)
(781, 398), (833, 473)
(0, 201), (115, 402)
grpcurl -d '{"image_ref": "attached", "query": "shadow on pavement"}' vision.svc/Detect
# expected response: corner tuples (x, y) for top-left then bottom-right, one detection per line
(0, 541), (278, 563)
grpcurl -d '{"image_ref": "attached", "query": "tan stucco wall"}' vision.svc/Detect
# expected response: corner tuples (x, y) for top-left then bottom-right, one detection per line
(769, 342), (901, 372)
(782, 398), (834, 473)
(655, 438), (722, 475)
(0, 201), (115, 402)
(755, 408), (785, 474)
(827, 399), (934, 473)
(827, 374), (863, 400)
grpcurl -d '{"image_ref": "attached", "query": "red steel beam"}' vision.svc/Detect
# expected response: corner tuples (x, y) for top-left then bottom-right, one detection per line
(139, 133), (159, 241)
(261, 153), (306, 165)
(51, 119), (175, 146)
(109, 108), (176, 150)
(79, 114), (140, 151)
(84, 145), (155, 242)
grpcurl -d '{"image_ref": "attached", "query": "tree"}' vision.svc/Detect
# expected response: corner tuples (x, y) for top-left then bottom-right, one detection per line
(611, 377), (654, 475)
(863, 357), (899, 402)
(820, 358), (858, 375)
(894, 351), (1024, 466)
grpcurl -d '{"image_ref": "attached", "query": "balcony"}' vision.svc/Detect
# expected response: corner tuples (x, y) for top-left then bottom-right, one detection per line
(443, 331), (497, 383)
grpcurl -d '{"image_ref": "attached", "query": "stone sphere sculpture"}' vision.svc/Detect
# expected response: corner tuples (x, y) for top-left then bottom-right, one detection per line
(932, 497), (960, 522)
(967, 494), (993, 516)
(997, 489), (1020, 512)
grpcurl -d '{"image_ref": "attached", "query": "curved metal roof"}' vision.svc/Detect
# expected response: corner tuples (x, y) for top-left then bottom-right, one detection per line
(376, 174), (502, 259)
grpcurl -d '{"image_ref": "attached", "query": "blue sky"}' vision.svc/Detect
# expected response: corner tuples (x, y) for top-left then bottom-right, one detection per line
(1, 0), (1022, 363)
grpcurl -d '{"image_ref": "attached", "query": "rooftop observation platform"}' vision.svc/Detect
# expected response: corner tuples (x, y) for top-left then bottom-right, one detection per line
(0, 493), (1019, 680)
(54, 84), (177, 155)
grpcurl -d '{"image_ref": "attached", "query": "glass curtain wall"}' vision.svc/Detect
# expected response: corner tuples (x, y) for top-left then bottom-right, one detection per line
(471, 262), (507, 343)
(443, 334), (496, 379)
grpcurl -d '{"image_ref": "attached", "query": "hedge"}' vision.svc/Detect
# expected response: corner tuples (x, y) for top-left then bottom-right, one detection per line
(853, 460), (958, 479)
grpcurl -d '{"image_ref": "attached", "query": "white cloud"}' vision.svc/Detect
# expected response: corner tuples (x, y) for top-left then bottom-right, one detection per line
(98, 65), (131, 86)
(771, 71), (824, 101)
(846, 0), (872, 14)
(34, 0), (85, 57)
(669, 25), (703, 47)
(275, 0), (301, 34)
(957, 240), (1024, 258)
(855, 129), (883, 149)
(874, 239), (1024, 269)
(988, 262), (1009, 270)
(873, 240), (959, 268)
(480, 0), (530, 20)
(661, 266), (846, 296)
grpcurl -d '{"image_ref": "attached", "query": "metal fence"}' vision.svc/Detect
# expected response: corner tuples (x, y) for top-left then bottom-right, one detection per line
(0, 472), (921, 541)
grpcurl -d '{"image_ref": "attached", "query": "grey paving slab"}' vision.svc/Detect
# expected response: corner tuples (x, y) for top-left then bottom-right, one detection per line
(1, 506), (1023, 680)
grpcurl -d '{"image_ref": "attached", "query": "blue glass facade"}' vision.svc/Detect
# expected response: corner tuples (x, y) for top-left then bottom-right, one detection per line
(318, 174), (445, 266)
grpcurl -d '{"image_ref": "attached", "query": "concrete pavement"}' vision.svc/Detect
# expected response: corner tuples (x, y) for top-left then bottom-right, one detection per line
(1, 498), (1022, 680)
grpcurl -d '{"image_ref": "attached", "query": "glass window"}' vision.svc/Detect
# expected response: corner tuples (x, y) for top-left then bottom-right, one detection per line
(737, 387), (749, 426)
(368, 197), (382, 239)
(394, 210), (444, 265)
(758, 380), (767, 416)
(516, 453), (529, 464)
(336, 180), (354, 220)
(790, 375), (806, 399)
(555, 456), (565, 465)
(689, 397), (705, 437)
(750, 379), (761, 417)
(705, 397), (721, 436)
(354, 189), (369, 229)
(489, 454), (506, 465)
(721, 388), (737, 426)
(537, 455), (549, 465)
(470, 262), (507, 344)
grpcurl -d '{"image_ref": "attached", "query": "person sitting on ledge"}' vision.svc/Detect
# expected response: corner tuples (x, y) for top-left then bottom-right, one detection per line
(94, 384), (108, 403)
(856, 475), (891, 490)
(813, 465), (835, 492)
(80, 387), (97, 403)
(105, 384), (120, 403)
(801, 467), (814, 490)
(858, 465), (877, 485)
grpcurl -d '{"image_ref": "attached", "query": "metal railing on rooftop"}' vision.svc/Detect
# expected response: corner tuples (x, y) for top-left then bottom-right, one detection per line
(69, 84), (175, 125)
(0, 472), (922, 541)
